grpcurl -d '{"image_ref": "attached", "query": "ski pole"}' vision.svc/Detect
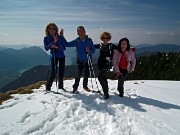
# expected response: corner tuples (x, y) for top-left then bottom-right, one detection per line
(53, 48), (58, 93)
(87, 54), (94, 91)
(47, 53), (52, 83)
(87, 54), (100, 93)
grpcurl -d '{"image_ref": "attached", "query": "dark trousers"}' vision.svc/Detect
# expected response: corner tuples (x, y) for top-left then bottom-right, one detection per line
(73, 62), (89, 89)
(117, 68), (128, 95)
(98, 69), (109, 96)
(46, 57), (65, 89)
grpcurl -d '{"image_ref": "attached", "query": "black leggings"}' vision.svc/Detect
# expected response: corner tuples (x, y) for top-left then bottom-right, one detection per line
(98, 69), (109, 96)
(46, 57), (65, 89)
(117, 68), (128, 94)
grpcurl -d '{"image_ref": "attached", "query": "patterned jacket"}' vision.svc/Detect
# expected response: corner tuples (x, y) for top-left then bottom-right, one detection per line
(112, 49), (136, 73)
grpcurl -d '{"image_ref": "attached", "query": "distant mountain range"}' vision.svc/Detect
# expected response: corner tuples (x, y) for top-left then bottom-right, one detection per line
(136, 44), (180, 56)
(0, 44), (41, 50)
(0, 64), (99, 93)
(0, 46), (49, 89)
(0, 46), (49, 70)
(0, 43), (180, 92)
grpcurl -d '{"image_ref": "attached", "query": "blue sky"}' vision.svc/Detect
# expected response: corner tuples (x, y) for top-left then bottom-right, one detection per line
(0, 0), (180, 46)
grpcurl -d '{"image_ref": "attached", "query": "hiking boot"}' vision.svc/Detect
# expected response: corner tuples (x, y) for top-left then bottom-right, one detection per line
(58, 85), (64, 89)
(59, 88), (66, 91)
(83, 86), (91, 92)
(72, 87), (78, 93)
(59, 85), (64, 90)
(104, 95), (109, 99)
(119, 93), (124, 97)
(46, 86), (51, 91)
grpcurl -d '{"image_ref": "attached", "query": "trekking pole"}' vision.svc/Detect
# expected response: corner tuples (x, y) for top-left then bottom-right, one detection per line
(53, 48), (58, 93)
(87, 54), (100, 93)
(87, 53), (94, 91)
(47, 53), (52, 82)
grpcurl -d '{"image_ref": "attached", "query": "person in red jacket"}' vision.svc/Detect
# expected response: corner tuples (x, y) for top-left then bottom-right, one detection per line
(112, 38), (136, 97)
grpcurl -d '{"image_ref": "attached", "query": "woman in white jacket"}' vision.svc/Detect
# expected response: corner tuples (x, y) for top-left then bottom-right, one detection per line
(112, 38), (136, 97)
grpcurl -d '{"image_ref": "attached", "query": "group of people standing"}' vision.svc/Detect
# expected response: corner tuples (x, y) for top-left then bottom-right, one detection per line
(43, 23), (136, 99)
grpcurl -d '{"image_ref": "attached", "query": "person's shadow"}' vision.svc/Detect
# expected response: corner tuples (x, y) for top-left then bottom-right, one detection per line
(56, 89), (180, 115)
(111, 93), (180, 112)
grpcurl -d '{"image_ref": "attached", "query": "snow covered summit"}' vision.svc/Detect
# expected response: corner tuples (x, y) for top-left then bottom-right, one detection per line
(0, 79), (180, 135)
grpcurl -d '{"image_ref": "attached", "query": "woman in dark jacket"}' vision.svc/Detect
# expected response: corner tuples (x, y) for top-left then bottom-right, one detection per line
(94, 32), (117, 99)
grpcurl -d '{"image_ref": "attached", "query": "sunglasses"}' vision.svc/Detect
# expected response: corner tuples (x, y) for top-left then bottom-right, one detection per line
(49, 27), (56, 30)
(102, 37), (109, 40)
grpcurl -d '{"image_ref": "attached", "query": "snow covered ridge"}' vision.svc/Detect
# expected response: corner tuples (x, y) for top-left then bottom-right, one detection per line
(0, 79), (180, 135)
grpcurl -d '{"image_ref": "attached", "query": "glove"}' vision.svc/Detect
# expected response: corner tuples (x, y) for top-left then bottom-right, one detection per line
(128, 70), (133, 73)
(115, 72), (122, 78)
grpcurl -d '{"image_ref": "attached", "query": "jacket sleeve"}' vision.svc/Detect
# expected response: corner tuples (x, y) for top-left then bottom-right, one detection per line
(65, 39), (76, 47)
(94, 44), (100, 49)
(112, 44), (118, 50)
(112, 50), (120, 74)
(43, 36), (55, 51)
(56, 36), (66, 51)
(129, 50), (136, 71)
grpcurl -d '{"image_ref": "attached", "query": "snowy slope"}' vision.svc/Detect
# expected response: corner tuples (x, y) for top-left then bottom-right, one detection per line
(0, 79), (180, 135)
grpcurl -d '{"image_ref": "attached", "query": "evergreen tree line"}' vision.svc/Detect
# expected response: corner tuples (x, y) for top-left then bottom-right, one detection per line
(107, 52), (180, 80)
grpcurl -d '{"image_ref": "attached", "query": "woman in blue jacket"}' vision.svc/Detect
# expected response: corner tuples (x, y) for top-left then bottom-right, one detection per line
(44, 23), (67, 91)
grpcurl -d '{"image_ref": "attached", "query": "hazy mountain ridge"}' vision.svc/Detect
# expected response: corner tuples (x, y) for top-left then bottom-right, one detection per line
(0, 44), (37, 50)
(136, 44), (180, 56)
(1, 43), (180, 92)
(0, 46), (49, 89)
(0, 64), (99, 93)
(0, 46), (49, 70)
(1, 51), (180, 93)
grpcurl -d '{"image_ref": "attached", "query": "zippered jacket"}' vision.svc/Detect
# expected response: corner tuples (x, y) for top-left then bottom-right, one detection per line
(66, 36), (95, 63)
(112, 49), (136, 73)
(44, 35), (67, 58)
(95, 43), (117, 70)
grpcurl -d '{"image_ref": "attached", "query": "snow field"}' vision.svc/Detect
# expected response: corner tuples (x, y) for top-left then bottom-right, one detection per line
(0, 79), (180, 135)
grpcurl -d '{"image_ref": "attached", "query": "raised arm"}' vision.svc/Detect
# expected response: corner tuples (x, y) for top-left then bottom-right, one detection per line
(94, 44), (100, 49)
(65, 39), (76, 47)
(111, 43), (118, 50)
